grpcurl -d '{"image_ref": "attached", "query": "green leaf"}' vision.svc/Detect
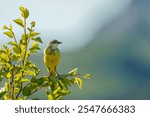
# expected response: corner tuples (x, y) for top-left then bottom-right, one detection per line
(0, 53), (8, 63)
(25, 61), (32, 67)
(31, 21), (35, 27)
(76, 78), (82, 89)
(22, 34), (28, 40)
(68, 68), (78, 75)
(13, 46), (21, 54)
(19, 39), (23, 45)
(19, 7), (29, 19)
(6, 72), (11, 79)
(29, 42), (40, 53)
(31, 37), (43, 43)
(24, 62), (39, 76)
(14, 88), (19, 94)
(8, 41), (19, 46)
(4, 31), (14, 38)
(69, 78), (76, 85)
(2, 44), (7, 49)
(42, 82), (52, 87)
(4, 82), (10, 92)
(36, 78), (44, 86)
(28, 83), (38, 91)
(84, 74), (91, 79)
(2, 25), (8, 30)
(41, 76), (49, 81)
(30, 32), (40, 37)
(20, 39), (27, 45)
(58, 80), (64, 89)
(19, 6), (25, 12)
(22, 87), (31, 96)
(24, 70), (35, 76)
(0, 91), (7, 98)
(13, 18), (24, 27)
(4, 94), (11, 100)
(53, 86), (61, 95)
(20, 78), (30, 83)
(50, 76), (59, 83)
(27, 28), (34, 32)
(0, 70), (7, 76)
(10, 24), (13, 31)
(59, 78), (70, 89)
(47, 92), (55, 100)
(31, 76), (37, 83)
(24, 8), (29, 19)
(58, 90), (70, 96)
(12, 54), (20, 61)
(0, 49), (6, 53)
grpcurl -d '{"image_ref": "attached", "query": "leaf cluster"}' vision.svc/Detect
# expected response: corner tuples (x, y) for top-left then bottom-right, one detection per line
(0, 6), (42, 100)
(0, 7), (91, 100)
(46, 68), (91, 100)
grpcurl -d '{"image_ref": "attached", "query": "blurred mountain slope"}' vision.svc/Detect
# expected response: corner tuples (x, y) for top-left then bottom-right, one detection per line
(31, 0), (150, 99)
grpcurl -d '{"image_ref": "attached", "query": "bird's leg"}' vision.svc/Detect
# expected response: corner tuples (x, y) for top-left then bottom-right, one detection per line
(47, 67), (51, 77)
(55, 67), (59, 76)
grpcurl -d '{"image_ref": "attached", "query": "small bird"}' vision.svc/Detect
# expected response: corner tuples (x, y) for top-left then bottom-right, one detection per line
(44, 40), (62, 76)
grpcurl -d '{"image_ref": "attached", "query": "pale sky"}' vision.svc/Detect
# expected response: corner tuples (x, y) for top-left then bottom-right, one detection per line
(0, 0), (132, 52)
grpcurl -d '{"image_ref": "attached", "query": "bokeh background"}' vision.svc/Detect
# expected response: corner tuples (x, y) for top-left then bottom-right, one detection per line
(1, 0), (150, 99)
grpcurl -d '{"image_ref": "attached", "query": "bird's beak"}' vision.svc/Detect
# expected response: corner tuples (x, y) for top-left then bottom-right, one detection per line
(58, 41), (62, 44)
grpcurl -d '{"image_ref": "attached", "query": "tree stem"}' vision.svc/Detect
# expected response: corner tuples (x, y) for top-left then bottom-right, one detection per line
(22, 17), (27, 65)
(16, 17), (28, 99)
(12, 31), (17, 43)
(11, 66), (15, 100)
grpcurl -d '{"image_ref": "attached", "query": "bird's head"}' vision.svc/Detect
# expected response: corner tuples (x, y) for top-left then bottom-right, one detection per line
(48, 39), (62, 49)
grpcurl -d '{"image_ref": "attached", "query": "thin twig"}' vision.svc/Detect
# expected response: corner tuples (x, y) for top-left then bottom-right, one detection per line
(22, 18), (27, 65)
(12, 31), (17, 43)
(16, 18), (27, 99)
(11, 66), (15, 100)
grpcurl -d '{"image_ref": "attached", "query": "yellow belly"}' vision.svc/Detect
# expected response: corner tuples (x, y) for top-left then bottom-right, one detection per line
(44, 48), (60, 75)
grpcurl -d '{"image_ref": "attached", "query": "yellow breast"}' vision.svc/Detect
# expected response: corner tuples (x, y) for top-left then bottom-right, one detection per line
(44, 47), (60, 72)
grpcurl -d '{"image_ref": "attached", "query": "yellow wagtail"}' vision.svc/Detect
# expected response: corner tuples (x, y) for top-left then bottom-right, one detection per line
(44, 40), (62, 76)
